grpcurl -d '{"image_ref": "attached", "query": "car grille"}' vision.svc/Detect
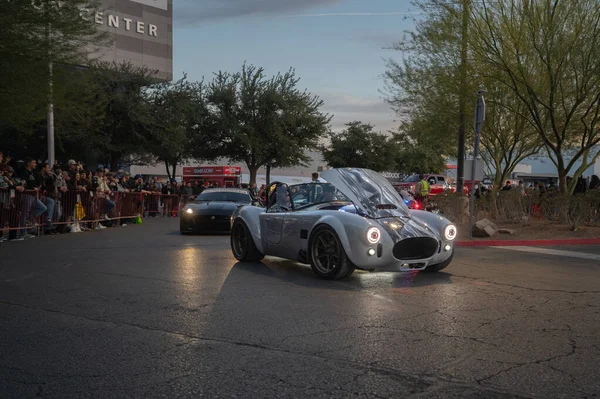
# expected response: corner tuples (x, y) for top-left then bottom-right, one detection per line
(191, 215), (231, 230)
(392, 237), (439, 260)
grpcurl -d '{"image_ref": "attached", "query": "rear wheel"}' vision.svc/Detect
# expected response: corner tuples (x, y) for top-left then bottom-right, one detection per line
(231, 219), (264, 262)
(309, 225), (355, 280)
(423, 249), (454, 272)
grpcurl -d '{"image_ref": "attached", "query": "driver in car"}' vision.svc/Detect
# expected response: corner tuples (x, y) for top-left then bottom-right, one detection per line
(268, 184), (292, 211)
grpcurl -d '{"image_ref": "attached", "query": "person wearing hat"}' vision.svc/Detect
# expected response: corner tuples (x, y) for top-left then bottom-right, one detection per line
(53, 164), (68, 192)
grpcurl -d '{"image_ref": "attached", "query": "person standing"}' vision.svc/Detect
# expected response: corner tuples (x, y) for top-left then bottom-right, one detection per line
(415, 174), (430, 204)
(16, 158), (52, 238)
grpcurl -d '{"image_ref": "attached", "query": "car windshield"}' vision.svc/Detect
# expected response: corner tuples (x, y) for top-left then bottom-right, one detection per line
(288, 183), (350, 209)
(404, 175), (420, 182)
(195, 191), (251, 203)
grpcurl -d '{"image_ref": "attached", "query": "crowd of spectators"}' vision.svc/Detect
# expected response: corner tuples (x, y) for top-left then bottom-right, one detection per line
(0, 151), (228, 242)
(473, 175), (600, 199)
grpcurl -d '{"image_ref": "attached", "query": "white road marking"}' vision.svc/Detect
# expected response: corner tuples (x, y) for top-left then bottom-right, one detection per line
(496, 246), (600, 261)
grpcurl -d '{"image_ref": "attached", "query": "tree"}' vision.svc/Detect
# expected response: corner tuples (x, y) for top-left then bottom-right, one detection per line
(479, 82), (542, 193)
(145, 76), (217, 181)
(383, 0), (542, 188)
(0, 0), (106, 130)
(0, 65), (108, 163)
(320, 122), (397, 171)
(88, 61), (159, 171)
(206, 64), (330, 184)
(383, 1), (478, 170)
(470, 0), (600, 194)
(388, 130), (447, 174)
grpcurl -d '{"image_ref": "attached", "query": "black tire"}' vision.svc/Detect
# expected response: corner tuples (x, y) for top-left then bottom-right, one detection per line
(308, 225), (355, 280)
(424, 248), (454, 272)
(231, 219), (264, 262)
(180, 219), (190, 235)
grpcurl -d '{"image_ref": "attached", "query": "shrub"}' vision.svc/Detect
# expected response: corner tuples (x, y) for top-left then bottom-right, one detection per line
(432, 192), (468, 224)
(434, 188), (600, 229)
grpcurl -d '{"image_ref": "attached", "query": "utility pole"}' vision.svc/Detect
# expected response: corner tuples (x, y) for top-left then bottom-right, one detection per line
(47, 17), (55, 166)
(456, 0), (470, 195)
(468, 91), (485, 240)
(48, 57), (55, 166)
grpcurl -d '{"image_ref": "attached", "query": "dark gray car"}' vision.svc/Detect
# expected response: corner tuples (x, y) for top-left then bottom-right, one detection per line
(180, 188), (253, 234)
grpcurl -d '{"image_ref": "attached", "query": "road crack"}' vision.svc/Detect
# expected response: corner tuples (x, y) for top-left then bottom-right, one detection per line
(0, 299), (534, 398)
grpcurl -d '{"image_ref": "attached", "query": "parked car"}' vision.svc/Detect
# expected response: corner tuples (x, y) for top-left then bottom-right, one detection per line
(230, 168), (457, 280)
(180, 188), (257, 234)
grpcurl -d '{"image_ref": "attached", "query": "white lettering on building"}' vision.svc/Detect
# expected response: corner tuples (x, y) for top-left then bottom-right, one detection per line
(108, 14), (119, 28)
(91, 13), (159, 37)
(123, 18), (132, 31)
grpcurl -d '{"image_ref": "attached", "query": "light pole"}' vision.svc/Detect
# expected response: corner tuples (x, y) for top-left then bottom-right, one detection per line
(46, 10), (55, 166)
(48, 48), (55, 166)
(456, 0), (470, 195)
(468, 91), (485, 240)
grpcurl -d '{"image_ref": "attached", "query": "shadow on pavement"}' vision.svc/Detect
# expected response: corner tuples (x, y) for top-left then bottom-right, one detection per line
(166, 230), (231, 236)
(230, 260), (454, 291)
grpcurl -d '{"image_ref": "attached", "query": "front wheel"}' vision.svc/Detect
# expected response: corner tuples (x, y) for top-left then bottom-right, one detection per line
(423, 249), (454, 272)
(309, 225), (355, 280)
(231, 219), (264, 262)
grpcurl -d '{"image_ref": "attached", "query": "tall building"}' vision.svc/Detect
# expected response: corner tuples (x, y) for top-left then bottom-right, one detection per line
(89, 0), (173, 80)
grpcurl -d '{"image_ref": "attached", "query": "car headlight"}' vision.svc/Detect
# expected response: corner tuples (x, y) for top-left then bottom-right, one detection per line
(367, 227), (381, 244)
(185, 208), (193, 214)
(444, 224), (457, 241)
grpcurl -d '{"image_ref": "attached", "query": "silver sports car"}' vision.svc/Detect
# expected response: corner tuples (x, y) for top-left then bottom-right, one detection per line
(230, 168), (457, 280)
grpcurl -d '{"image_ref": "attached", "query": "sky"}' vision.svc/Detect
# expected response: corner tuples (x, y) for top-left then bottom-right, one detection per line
(171, 0), (599, 176)
(173, 0), (419, 133)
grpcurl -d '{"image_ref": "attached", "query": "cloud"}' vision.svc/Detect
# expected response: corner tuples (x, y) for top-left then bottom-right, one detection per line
(175, 0), (340, 25)
(291, 12), (421, 17)
(318, 92), (399, 132)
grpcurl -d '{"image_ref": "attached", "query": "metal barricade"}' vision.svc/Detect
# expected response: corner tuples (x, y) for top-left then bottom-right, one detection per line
(0, 189), (45, 239)
(120, 192), (144, 219)
(159, 194), (181, 217)
(0, 189), (187, 239)
(46, 190), (95, 232)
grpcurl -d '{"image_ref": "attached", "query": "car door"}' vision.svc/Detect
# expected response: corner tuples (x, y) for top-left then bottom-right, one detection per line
(259, 183), (292, 250)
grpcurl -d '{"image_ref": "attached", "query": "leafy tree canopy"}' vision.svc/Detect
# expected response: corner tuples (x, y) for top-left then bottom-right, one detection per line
(206, 63), (330, 184)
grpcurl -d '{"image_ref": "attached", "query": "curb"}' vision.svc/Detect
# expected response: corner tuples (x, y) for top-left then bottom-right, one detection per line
(456, 238), (600, 247)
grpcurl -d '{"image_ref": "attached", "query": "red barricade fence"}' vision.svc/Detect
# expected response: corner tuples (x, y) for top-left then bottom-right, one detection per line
(0, 189), (189, 238)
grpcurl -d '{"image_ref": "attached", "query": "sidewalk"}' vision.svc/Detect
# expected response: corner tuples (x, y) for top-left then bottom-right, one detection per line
(456, 238), (600, 247)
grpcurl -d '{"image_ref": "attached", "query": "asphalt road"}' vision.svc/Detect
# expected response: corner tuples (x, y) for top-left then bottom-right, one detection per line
(1, 219), (599, 398)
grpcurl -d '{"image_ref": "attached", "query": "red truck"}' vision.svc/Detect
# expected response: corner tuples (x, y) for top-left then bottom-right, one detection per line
(393, 174), (451, 196)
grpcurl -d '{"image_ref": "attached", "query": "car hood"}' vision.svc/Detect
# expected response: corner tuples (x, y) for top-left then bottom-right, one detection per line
(187, 201), (244, 212)
(321, 168), (410, 219)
